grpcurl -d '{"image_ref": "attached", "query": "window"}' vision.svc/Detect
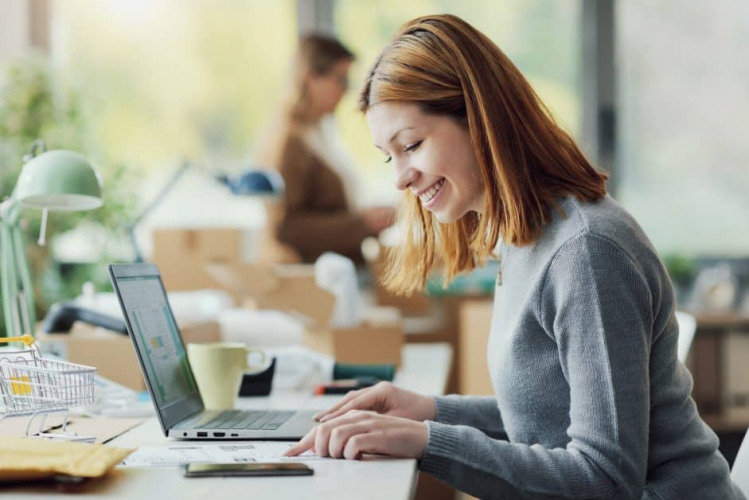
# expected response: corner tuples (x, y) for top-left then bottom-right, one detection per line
(333, 0), (582, 205)
(51, 0), (297, 173)
(617, 1), (749, 255)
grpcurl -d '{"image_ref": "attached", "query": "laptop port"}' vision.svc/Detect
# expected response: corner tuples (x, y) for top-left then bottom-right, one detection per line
(231, 433), (238, 437)
(213, 432), (225, 437)
(197, 432), (207, 437)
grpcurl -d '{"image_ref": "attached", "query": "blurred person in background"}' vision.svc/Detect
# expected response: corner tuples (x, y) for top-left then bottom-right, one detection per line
(258, 34), (394, 265)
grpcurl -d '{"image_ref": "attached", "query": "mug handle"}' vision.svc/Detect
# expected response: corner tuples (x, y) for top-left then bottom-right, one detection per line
(245, 348), (266, 371)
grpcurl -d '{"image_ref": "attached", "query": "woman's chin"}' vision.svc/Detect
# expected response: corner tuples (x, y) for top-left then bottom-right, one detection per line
(431, 206), (478, 224)
(432, 209), (458, 224)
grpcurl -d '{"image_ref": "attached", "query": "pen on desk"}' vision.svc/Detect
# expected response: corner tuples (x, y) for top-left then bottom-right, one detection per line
(314, 377), (379, 395)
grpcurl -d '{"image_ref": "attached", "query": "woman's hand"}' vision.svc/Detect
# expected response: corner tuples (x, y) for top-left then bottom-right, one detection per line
(283, 410), (428, 460)
(313, 381), (436, 423)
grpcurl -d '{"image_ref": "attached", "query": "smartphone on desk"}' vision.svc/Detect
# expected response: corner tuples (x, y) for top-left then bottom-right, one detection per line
(183, 462), (313, 478)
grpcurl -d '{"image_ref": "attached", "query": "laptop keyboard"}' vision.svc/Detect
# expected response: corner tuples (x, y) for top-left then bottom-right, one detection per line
(202, 410), (294, 431)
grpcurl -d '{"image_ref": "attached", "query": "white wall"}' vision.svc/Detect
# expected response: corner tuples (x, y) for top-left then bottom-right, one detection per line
(0, 0), (31, 65)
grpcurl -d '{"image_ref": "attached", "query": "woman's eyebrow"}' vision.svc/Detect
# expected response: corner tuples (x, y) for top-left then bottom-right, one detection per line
(374, 126), (416, 150)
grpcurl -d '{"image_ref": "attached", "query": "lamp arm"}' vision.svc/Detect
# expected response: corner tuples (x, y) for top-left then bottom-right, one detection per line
(1, 220), (15, 336)
(0, 199), (36, 337)
(128, 161), (191, 262)
(131, 161), (191, 227)
(11, 221), (35, 334)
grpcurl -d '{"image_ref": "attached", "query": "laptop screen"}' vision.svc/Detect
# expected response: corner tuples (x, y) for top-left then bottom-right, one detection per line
(109, 264), (203, 431)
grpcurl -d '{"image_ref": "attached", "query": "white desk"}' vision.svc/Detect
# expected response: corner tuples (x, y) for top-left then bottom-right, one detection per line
(10, 343), (452, 500)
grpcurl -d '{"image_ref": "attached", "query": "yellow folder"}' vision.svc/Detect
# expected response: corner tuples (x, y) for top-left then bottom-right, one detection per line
(0, 437), (133, 482)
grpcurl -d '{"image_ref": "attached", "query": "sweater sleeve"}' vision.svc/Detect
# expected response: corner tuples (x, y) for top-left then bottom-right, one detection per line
(433, 395), (504, 439)
(276, 135), (372, 263)
(420, 233), (652, 499)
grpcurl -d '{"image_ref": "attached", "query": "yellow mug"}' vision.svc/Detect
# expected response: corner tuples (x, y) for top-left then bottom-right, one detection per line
(186, 343), (266, 410)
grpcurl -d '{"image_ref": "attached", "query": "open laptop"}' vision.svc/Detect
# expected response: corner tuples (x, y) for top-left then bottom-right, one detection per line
(108, 263), (317, 440)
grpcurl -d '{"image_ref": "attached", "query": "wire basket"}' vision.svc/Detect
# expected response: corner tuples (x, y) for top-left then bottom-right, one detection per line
(0, 334), (96, 441)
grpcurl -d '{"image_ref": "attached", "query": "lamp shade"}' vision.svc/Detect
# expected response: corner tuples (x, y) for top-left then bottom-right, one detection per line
(14, 150), (103, 211)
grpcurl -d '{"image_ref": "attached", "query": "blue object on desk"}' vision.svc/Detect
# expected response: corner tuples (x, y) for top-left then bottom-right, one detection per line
(333, 363), (395, 381)
(425, 259), (500, 296)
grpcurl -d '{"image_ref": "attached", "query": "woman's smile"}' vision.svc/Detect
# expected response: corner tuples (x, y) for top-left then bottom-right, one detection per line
(416, 177), (446, 207)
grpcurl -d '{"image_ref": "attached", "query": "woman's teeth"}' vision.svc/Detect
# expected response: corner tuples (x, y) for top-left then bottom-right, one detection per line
(420, 179), (445, 204)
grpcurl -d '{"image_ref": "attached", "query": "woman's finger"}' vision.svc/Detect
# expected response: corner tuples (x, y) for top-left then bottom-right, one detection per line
(313, 388), (366, 420)
(282, 426), (318, 457)
(327, 421), (372, 459)
(314, 419), (336, 457)
(342, 432), (381, 461)
(315, 388), (374, 421)
(318, 397), (371, 422)
(296, 411), (373, 458)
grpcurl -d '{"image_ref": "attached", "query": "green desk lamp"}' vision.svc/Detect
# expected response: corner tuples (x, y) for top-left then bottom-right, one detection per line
(0, 140), (103, 337)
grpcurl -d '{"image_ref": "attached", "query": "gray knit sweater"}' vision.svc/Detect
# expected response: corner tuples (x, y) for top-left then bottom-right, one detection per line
(420, 195), (744, 499)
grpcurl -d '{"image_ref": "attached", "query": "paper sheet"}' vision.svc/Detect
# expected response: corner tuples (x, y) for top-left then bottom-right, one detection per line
(120, 442), (332, 467)
(0, 416), (142, 444)
(50, 417), (144, 444)
(0, 415), (65, 438)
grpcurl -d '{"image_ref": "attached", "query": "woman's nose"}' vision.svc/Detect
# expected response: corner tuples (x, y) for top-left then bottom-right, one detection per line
(395, 168), (419, 191)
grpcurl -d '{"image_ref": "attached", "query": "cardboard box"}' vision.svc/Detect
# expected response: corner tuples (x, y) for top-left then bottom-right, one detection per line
(722, 331), (749, 410)
(370, 251), (433, 317)
(208, 263), (404, 366)
(36, 320), (221, 391)
(152, 228), (252, 292)
(374, 286), (433, 317)
(303, 315), (403, 367)
(459, 299), (494, 395)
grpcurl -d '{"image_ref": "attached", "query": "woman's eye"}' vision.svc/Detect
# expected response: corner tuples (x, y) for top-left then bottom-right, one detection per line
(383, 141), (420, 163)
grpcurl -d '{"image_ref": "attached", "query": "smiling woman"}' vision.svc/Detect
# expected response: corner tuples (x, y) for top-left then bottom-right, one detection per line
(285, 14), (744, 500)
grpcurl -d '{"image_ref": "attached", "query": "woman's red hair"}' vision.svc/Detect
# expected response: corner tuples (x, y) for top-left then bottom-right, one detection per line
(359, 14), (608, 295)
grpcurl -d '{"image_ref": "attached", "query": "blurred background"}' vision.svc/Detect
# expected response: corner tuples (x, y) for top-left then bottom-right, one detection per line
(3, 0), (748, 297)
(1, 0), (749, 485)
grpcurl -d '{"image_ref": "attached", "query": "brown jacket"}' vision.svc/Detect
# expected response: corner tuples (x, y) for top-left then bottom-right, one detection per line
(274, 133), (371, 264)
